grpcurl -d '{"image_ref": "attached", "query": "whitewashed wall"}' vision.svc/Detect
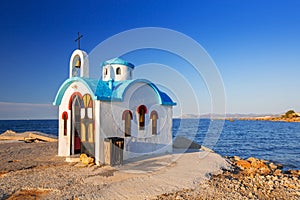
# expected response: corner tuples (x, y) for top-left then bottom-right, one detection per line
(99, 82), (173, 162)
(58, 81), (95, 157)
(102, 64), (133, 81)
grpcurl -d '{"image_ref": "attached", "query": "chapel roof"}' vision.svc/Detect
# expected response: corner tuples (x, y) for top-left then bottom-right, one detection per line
(53, 77), (175, 106)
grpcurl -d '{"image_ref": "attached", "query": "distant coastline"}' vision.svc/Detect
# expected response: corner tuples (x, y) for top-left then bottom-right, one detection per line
(180, 110), (300, 122)
(233, 116), (300, 123)
(229, 110), (300, 123)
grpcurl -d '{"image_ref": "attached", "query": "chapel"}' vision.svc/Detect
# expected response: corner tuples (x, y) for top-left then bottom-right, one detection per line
(53, 48), (175, 165)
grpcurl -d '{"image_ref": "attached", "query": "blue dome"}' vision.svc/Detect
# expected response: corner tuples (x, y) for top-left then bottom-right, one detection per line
(101, 58), (135, 69)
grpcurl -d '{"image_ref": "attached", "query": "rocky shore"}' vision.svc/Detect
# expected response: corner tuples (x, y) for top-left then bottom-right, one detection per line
(156, 156), (300, 200)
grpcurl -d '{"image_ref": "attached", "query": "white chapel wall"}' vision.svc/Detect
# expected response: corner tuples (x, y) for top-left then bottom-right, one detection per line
(102, 64), (133, 81)
(99, 82), (173, 161)
(58, 81), (94, 157)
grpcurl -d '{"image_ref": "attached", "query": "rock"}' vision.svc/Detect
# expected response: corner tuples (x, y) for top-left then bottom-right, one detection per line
(269, 163), (277, 170)
(246, 157), (271, 175)
(247, 157), (257, 163)
(79, 153), (94, 165)
(276, 164), (283, 169)
(0, 130), (57, 142)
(80, 154), (87, 161)
(259, 166), (271, 175)
(233, 156), (241, 161)
(172, 136), (201, 149)
(81, 157), (94, 165)
(273, 169), (282, 176)
(248, 192), (253, 198)
(235, 160), (251, 170)
(287, 170), (300, 176)
(240, 186), (245, 191)
(267, 180), (273, 186)
(82, 156), (94, 165)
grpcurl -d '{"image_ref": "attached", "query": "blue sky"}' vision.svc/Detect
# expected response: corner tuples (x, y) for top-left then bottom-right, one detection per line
(0, 0), (300, 119)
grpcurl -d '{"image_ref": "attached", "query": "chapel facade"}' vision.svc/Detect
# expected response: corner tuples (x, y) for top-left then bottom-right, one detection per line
(54, 49), (175, 165)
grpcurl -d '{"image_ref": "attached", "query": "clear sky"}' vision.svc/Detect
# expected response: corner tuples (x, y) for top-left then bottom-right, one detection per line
(0, 0), (299, 119)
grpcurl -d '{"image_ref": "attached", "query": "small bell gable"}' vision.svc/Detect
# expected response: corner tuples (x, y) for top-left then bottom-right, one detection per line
(69, 49), (89, 78)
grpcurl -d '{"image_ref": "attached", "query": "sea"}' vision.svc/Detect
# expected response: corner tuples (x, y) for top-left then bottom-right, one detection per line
(0, 119), (299, 170)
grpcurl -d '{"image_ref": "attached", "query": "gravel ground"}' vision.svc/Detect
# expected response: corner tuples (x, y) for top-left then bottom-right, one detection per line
(0, 141), (299, 200)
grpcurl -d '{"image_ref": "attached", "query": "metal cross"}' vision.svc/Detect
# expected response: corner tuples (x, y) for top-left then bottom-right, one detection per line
(75, 32), (83, 49)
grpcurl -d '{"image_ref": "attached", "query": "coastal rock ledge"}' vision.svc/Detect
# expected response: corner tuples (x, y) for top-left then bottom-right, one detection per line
(156, 156), (300, 200)
(0, 130), (57, 142)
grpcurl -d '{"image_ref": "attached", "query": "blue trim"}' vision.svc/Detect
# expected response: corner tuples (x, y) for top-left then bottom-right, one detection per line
(110, 79), (176, 106)
(53, 77), (98, 106)
(100, 57), (135, 69)
(53, 77), (176, 106)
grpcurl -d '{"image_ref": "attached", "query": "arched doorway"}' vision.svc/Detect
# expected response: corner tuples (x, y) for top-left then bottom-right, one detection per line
(71, 95), (83, 154)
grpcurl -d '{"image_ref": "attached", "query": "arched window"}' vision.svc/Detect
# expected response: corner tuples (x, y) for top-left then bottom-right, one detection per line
(122, 110), (132, 137)
(82, 94), (94, 143)
(137, 105), (147, 130)
(116, 67), (121, 75)
(150, 111), (158, 135)
(104, 68), (108, 75)
(62, 112), (68, 136)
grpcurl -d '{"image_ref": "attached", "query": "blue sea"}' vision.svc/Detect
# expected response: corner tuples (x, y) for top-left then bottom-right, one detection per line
(0, 119), (299, 169)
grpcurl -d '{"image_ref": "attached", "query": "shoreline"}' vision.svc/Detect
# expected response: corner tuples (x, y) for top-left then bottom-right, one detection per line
(226, 116), (300, 123)
(0, 140), (299, 199)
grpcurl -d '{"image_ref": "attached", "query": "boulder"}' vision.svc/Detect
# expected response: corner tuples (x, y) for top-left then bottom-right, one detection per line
(234, 157), (272, 175)
(173, 136), (201, 149)
(80, 154), (87, 161)
(80, 153), (94, 165)
(235, 160), (251, 170)
(82, 156), (94, 165)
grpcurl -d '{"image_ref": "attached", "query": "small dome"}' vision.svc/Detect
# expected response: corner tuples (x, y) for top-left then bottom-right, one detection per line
(101, 58), (134, 69)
